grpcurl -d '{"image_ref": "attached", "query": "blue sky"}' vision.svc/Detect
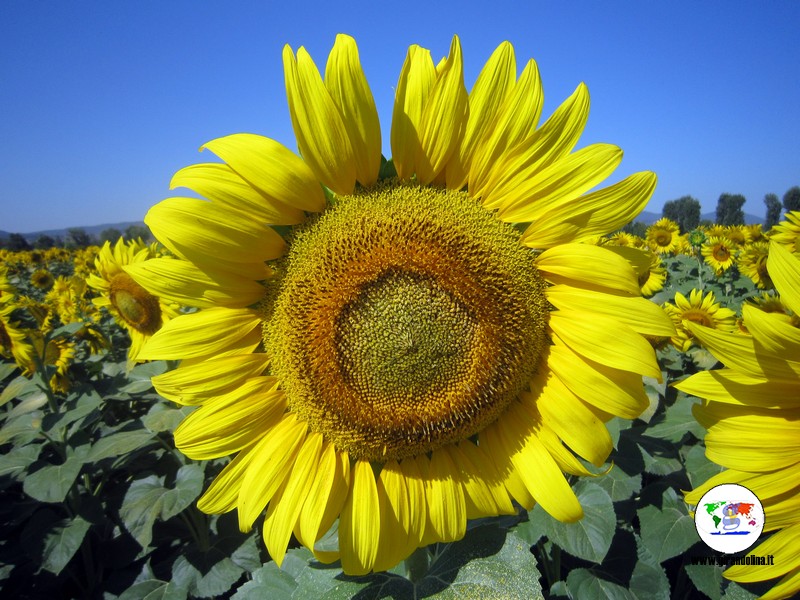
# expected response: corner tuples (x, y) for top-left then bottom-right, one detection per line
(2, 1), (799, 233)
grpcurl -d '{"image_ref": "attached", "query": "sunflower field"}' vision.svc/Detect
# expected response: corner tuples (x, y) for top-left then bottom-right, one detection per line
(3, 35), (800, 600)
(0, 213), (797, 599)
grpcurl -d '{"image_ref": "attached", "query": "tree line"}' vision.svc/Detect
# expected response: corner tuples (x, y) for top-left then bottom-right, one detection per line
(0, 224), (152, 252)
(660, 185), (800, 233)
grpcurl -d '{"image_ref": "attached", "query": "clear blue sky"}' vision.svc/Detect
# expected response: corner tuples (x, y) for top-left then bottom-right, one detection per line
(2, 1), (799, 233)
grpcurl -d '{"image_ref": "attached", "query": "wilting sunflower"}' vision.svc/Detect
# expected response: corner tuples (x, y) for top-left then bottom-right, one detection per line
(738, 241), (772, 289)
(662, 289), (736, 352)
(645, 217), (680, 254)
(132, 35), (673, 574)
(701, 236), (736, 274)
(678, 243), (800, 600)
(86, 238), (178, 362)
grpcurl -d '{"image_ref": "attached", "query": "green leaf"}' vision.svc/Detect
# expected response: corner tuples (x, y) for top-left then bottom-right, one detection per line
(48, 321), (85, 338)
(171, 554), (244, 599)
(595, 466), (642, 502)
(524, 480), (615, 563)
(646, 397), (705, 443)
(41, 516), (91, 575)
(231, 563), (298, 599)
(681, 444), (725, 489)
(0, 362), (18, 383)
(638, 442), (684, 476)
(685, 564), (724, 600)
(637, 488), (698, 562)
(0, 443), (40, 478)
(0, 375), (38, 408)
(120, 464), (204, 548)
(628, 535), (670, 600)
(23, 454), (83, 503)
(116, 580), (183, 600)
(0, 412), (41, 445)
(87, 429), (156, 462)
(566, 568), (633, 600)
(142, 404), (191, 433)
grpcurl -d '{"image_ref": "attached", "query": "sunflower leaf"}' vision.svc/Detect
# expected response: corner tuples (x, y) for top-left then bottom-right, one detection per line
(637, 488), (698, 563)
(566, 568), (634, 599)
(41, 516), (91, 575)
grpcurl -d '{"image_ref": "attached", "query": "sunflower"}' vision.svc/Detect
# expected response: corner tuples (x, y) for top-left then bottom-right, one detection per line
(723, 224), (750, 246)
(768, 211), (800, 253)
(605, 231), (637, 247)
(0, 300), (37, 374)
(662, 289), (736, 352)
(646, 218), (681, 254)
(131, 35), (673, 574)
(86, 238), (178, 363)
(638, 250), (667, 297)
(701, 236), (736, 274)
(678, 243), (800, 600)
(30, 268), (54, 291)
(738, 241), (772, 289)
(746, 223), (765, 243)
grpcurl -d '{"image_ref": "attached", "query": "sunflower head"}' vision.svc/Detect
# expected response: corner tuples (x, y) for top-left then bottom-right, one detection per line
(662, 289), (736, 351)
(133, 34), (671, 574)
(646, 218), (680, 254)
(701, 236), (736, 274)
(30, 268), (54, 291)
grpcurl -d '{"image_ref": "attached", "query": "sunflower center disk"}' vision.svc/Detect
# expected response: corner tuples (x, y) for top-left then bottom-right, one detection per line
(264, 181), (549, 462)
(109, 273), (162, 335)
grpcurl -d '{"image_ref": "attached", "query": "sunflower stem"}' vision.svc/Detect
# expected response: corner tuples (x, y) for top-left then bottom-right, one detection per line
(404, 546), (430, 582)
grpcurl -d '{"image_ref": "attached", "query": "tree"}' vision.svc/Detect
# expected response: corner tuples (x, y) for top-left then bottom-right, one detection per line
(124, 224), (152, 242)
(33, 234), (56, 249)
(715, 193), (746, 226)
(65, 228), (94, 249)
(764, 193), (782, 230)
(621, 221), (648, 238)
(783, 186), (800, 213)
(662, 195), (701, 232)
(6, 233), (31, 251)
(100, 228), (123, 245)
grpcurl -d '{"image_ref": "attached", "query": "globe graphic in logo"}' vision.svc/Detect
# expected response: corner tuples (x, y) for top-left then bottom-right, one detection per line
(693, 483), (765, 553)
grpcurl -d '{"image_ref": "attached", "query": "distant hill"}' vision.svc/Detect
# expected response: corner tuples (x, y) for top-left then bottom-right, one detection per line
(0, 221), (148, 243)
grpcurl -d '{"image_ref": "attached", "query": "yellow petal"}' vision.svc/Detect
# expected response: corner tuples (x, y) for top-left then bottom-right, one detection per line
(174, 379), (285, 460)
(145, 197), (286, 267)
(536, 243), (640, 295)
(263, 432), (322, 566)
(390, 45), (435, 180)
(325, 34), (381, 187)
(137, 307), (262, 361)
(550, 310), (662, 379)
(480, 83), (589, 208)
(424, 447), (466, 543)
(339, 460), (380, 575)
(725, 523), (800, 582)
(686, 322), (800, 382)
(170, 162), (304, 225)
(479, 425), (535, 510)
(372, 462), (412, 572)
(468, 58), (543, 197)
(546, 284), (674, 337)
(768, 241), (800, 315)
(456, 440), (515, 516)
(499, 402), (583, 522)
(399, 454), (428, 552)
(444, 443), (512, 519)
(283, 45), (356, 195)
(197, 442), (259, 514)
(547, 345), (648, 419)
(151, 354), (269, 405)
(238, 414), (307, 532)
(675, 368), (799, 408)
(494, 144), (623, 223)
(684, 464), (800, 507)
(306, 448), (351, 564)
(202, 133), (325, 212)
(446, 41), (516, 190)
(743, 303), (800, 357)
(521, 171), (657, 247)
(124, 258), (266, 309)
(529, 363), (614, 465)
(415, 36), (468, 184)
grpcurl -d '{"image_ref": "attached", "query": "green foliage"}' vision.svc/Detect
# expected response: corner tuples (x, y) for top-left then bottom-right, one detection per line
(763, 193), (782, 230)
(662, 195), (701, 232)
(782, 185), (800, 212)
(715, 193), (746, 225)
(99, 228), (123, 245)
(124, 224), (153, 242)
(64, 227), (94, 249)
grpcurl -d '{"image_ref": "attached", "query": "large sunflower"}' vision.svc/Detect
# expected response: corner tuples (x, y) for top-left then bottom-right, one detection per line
(678, 242), (800, 600)
(132, 35), (673, 574)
